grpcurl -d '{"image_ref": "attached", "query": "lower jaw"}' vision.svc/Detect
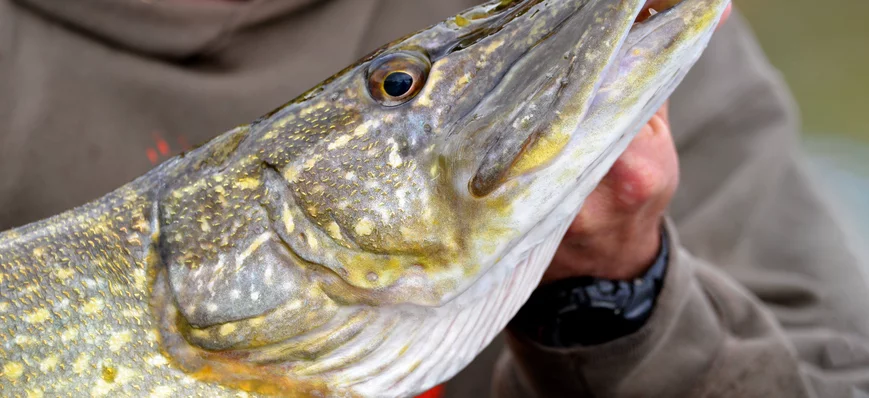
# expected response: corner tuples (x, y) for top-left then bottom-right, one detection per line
(339, 216), (575, 397)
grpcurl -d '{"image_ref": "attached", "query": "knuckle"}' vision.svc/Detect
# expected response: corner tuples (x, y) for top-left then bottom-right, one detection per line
(614, 162), (666, 207)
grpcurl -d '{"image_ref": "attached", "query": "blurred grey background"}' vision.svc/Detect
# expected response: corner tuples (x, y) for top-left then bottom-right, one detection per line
(737, 1), (869, 240)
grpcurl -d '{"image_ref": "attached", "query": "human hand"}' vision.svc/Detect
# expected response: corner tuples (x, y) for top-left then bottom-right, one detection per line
(543, 4), (731, 282)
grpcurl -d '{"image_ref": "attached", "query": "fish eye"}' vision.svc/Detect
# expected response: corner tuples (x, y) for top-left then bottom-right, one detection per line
(367, 51), (430, 107)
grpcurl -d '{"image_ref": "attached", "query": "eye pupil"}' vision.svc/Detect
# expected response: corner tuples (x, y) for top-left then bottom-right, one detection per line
(383, 72), (414, 97)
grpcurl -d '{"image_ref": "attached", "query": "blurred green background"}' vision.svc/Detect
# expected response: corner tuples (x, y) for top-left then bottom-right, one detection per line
(737, 1), (869, 140)
(736, 1), (869, 239)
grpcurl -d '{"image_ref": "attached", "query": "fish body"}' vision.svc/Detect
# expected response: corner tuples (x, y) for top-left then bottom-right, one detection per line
(0, 0), (729, 396)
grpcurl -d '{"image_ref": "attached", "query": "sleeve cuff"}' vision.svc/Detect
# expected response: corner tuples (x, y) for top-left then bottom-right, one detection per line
(501, 218), (728, 395)
(508, 224), (670, 347)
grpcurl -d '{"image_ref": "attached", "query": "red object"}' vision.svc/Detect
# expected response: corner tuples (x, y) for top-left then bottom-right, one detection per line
(146, 147), (159, 165)
(415, 385), (444, 398)
(155, 136), (170, 156)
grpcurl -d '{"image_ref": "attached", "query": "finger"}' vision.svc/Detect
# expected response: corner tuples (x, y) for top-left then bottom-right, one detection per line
(568, 103), (676, 235)
(600, 121), (675, 210)
(593, 102), (672, 209)
(653, 101), (669, 126)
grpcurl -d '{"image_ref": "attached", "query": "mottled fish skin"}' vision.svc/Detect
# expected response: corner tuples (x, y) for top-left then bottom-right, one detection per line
(0, 0), (729, 397)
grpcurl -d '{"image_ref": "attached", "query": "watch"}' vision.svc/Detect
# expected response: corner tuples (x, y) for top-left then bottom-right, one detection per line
(511, 227), (670, 348)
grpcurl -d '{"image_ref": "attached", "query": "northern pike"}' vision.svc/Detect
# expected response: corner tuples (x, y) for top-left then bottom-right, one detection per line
(0, 0), (729, 396)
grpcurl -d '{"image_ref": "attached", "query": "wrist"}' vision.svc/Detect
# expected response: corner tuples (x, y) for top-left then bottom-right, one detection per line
(512, 225), (670, 347)
(547, 218), (663, 282)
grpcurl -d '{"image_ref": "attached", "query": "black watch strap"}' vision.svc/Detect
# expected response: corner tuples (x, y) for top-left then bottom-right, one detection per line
(511, 227), (670, 348)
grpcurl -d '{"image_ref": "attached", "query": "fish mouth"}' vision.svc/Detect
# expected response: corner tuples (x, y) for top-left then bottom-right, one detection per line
(441, 0), (728, 301)
(637, 0), (682, 22)
(462, 0), (727, 199)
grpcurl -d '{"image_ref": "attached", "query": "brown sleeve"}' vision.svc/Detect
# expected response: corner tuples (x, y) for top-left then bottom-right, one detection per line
(492, 12), (869, 398)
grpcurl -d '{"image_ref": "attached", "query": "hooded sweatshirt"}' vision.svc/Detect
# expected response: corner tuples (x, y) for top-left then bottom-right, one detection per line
(3, 1), (869, 398)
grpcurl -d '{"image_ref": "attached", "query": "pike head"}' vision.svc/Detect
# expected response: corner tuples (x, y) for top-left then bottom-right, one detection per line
(154, 0), (730, 396)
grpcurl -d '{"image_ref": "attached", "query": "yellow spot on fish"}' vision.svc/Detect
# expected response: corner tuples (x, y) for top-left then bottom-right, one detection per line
(304, 157), (318, 170)
(284, 166), (300, 182)
(0, 302), (8, 313)
(429, 162), (440, 178)
(237, 177), (261, 190)
(82, 297), (105, 315)
(455, 14), (470, 27)
(219, 323), (237, 337)
(282, 204), (295, 233)
(150, 386), (174, 398)
(261, 129), (278, 140)
(3, 361), (24, 380)
(101, 365), (116, 382)
(355, 218), (375, 236)
(146, 354), (169, 367)
(55, 268), (75, 281)
(26, 389), (43, 398)
(326, 221), (344, 241)
(481, 38), (505, 56)
(24, 308), (51, 324)
(114, 366), (135, 384)
(352, 120), (376, 137)
(73, 353), (91, 374)
(417, 68), (444, 107)
(14, 335), (34, 347)
(133, 268), (147, 292)
(132, 216), (149, 233)
(249, 317), (265, 327)
(328, 134), (352, 150)
(108, 330), (132, 351)
(32, 246), (45, 257)
(306, 232), (319, 250)
(450, 73), (472, 95)
(39, 355), (59, 373)
(61, 326), (79, 342)
(388, 142), (403, 168)
(191, 329), (210, 340)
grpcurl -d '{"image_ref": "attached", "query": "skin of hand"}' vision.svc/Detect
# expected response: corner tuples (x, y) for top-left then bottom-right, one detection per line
(544, 4), (732, 282)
